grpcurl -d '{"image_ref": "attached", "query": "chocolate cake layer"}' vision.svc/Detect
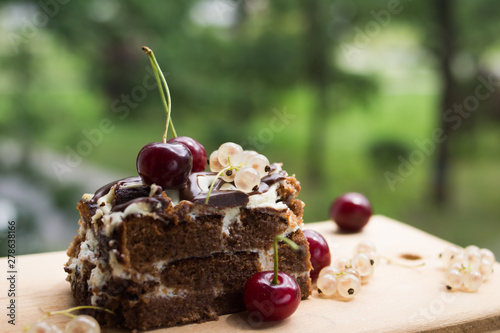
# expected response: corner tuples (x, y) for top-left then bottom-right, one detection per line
(65, 169), (312, 330)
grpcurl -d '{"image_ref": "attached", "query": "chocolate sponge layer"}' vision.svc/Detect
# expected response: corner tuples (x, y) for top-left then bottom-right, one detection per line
(65, 176), (312, 330)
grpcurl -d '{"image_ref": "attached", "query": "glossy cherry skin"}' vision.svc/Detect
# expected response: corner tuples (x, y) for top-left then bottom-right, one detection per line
(167, 136), (207, 172)
(136, 142), (193, 189)
(243, 271), (301, 321)
(302, 230), (331, 281)
(330, 192), (372, 232)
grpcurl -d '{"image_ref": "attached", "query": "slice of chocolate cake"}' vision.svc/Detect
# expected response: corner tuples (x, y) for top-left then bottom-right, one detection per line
(65, 163), (312, 330)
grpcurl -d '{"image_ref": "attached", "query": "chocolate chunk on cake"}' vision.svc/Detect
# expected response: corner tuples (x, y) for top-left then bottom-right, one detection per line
(65, 163), (312, 330)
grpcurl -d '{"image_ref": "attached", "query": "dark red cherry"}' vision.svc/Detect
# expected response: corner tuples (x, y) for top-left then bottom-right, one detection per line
(302, 230), (331, 281)
(243, 271), (301, 321)
(136, 142), (192, 189)
(167, 136), (207, 172)
(330, 192), (372, 232)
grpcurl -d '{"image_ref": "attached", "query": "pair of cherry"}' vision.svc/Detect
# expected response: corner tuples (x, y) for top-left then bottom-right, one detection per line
(136, 47), (207, 190)
(137, 136), (206, 189)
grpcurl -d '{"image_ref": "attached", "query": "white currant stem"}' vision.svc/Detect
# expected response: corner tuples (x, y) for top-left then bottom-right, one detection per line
(24, 306), (114, 331)
(205, 166), (231, 204)
(142, 46), (177, 142)
(205, 158), (244, 204)
(45, 305), (114, 319)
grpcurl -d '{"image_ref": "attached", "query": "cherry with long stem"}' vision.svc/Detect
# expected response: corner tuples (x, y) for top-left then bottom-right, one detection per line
(243, 236), (302, 321)
(140, 46), (207, 174)
(136, 46), (193, 189)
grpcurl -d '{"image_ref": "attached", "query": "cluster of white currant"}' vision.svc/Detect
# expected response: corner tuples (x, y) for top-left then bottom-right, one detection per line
(441, 245), (495, 292)
(25, 306), (110, 333)
(317, 240), (378, 298)
(209, 142), (271, 192)
(26, 315), (100, 333)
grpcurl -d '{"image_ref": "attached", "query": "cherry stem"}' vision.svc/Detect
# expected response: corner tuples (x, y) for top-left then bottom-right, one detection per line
(272, 235), (299, 285)
(142, 46), (177, 142)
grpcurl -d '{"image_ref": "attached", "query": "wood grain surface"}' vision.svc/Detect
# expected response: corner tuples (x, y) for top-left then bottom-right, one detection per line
(1, 215), (499, 332)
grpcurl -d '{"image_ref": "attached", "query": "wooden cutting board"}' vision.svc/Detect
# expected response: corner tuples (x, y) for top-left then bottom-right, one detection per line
(2, 215), (500, 333)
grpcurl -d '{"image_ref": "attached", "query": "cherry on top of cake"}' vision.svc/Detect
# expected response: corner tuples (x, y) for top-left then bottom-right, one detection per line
(93, 47), (295, 210)
(130, 47), (295, 209)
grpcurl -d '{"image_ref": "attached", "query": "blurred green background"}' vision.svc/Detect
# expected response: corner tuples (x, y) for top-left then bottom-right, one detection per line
(0, 0), (499, 257)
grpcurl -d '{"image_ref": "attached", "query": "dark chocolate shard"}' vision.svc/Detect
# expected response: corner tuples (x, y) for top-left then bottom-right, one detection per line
(260, 169), (286, 186)
(192, 190), (249, 207)
(179, 164), (286, 207)
(111, 197), (168, 213)
(114, 185), (152, 206)
(92, 176), (144, 203)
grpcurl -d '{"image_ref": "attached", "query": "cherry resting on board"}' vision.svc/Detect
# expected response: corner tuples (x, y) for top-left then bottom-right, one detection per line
(330, 192), (372, 232)
(243, 236), (302, 321)
(302, 229), (331, 281)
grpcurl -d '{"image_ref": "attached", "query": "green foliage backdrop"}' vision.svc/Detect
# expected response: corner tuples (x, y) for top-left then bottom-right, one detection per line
(0, 0), (499, 255)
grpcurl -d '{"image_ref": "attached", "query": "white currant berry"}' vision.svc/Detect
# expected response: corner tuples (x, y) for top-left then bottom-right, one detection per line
(333, 256), (350, 271)
(365, 251), (379, 267)
(221, 168), (236, 182)
(234, 167), (260, 192)
(240, 150), (258, 164)
(337, 273), (361, 298)
(317, 273), (338, 296)
(27, 322), (62, 333)
(360, 268), (374, 284)
(356, 240), (376, 254)
(445, 268), (463, 290)
(352, 253), (373, 277)
(447, 262), (463, 273)
(479, 248), (495, 263)
(465, 245), (480, 253)
(463, 270), (483, 291)
(318, 266), (340, 279)
(440, 245), (462, 267)
(463, 249), (482, 271)
(246, 154), (270, 177)
(217, 142), (243, 167)
(479, 258), (494, 281)
(219, 182), (237, 191)
(209, 150), (224, 172)
(65, 315), (100, 333)
(450, 252), (464, 265)
(342, 267), (360, 279)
